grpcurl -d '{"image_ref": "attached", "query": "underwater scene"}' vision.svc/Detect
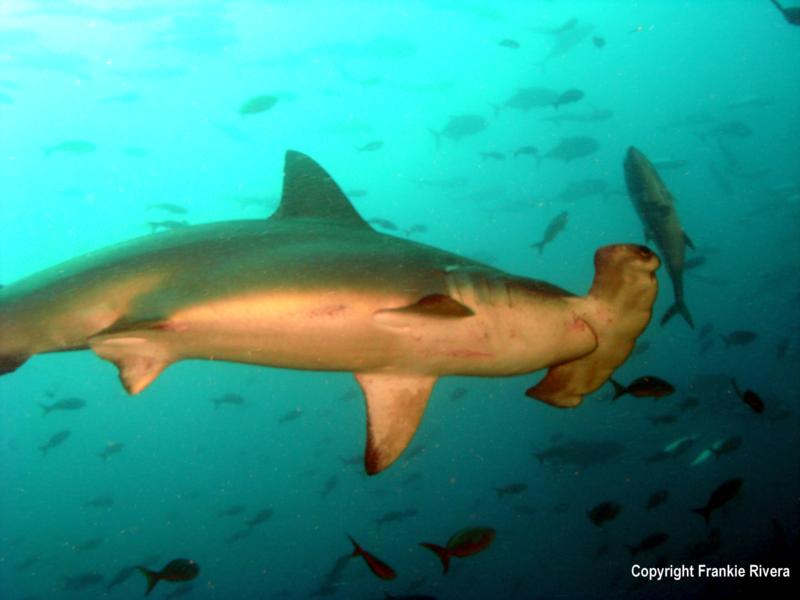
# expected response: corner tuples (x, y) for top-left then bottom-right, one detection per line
(1, 1), (799, 599)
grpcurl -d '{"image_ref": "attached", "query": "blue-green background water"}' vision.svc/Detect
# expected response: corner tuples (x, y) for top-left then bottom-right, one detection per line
(1, 1), (799, 598)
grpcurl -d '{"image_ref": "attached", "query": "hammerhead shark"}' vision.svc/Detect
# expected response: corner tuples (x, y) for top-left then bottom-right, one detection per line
(0, 151), (660, 474)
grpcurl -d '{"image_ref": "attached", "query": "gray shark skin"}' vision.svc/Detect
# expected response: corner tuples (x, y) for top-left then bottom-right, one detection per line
(0, 151), (660, 474)
(624, 147), (694, 329)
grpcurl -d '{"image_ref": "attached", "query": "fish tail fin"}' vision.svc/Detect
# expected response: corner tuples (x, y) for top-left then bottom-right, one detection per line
(427, 129), (441, 149)
(346, 534), (362, 558)
(525, 245), (660, 408)
(38, 403), (51, 415)
(494, 488), (504, 498)
(530, 241), (545, 254)
(610, 378), (627, 400)
(0, 354), (28, 376)
(137, 567), (159, 596)
(691, 506), (712, 525)
(660, 300), (693, 328)
(419, 542), (451, 574)
(39, 446), (48, 457)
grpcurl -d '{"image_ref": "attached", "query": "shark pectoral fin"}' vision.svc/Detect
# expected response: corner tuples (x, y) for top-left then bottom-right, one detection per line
(88, 334), (173, 395)
(374, 294), (474, 328)
(355, 373), (436, 475)
(527, 244), (660, 407)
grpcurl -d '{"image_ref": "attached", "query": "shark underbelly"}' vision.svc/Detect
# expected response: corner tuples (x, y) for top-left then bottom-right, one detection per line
(151, 286), (594, 377)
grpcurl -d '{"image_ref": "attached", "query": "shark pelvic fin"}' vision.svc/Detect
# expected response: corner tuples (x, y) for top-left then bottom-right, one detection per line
(272, 151), (370, 227)
(88, 333), (173, 395)
(355, 372), (436, 475)
(526, 244), (660, 407)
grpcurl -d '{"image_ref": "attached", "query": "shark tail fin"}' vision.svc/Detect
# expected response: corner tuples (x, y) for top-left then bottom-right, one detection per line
(137, 567), (160, 596)
(691, 506), (712, 525)
(526, 245), (660, 408)
(419, 543), (451, 574)
(661, 300), (694, 328)
(530, 241), (545, 254)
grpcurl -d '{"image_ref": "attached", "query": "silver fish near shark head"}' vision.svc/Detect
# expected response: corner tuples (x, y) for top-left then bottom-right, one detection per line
(0, 151), (659, 474)
(624, 146), (694, 328)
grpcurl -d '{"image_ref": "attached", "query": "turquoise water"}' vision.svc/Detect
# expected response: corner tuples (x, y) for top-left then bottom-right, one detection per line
(1, 1), (799, 598)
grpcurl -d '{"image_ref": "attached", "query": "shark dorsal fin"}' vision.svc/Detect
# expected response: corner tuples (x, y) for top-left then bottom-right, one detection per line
(272, 151), (369, 227)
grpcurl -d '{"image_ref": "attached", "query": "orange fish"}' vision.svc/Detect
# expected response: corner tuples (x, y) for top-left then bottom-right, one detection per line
(346, 534), (397, 580)
(419, 527), (495, 574)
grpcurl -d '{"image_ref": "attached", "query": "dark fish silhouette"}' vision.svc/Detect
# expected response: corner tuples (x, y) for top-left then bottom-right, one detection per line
(698, 323), (713, 340)
(39, 430), (70, 456)
(587, 501), (621, 526)
(419, 527), (495, 574)
(610, 376), (675, 400)
(592, 36), (606, 48)
(98, 441), (124, 460)
(211, 392), (245, 408)
(647, 413), (678, 425)
(720, 330), (757, 348)
(683, 256), (706, 270)
(692, 478), (743, 524)
(530, 212), (567, 254)
(278, 408), (303, 423)
(513, 145), (539, 160)
(627, 532), (668, 556)
(554, 89), (584, 110)
(138, 559), (199, 596)
(544, 137), (598, 162)
(346, 535), (396, 580)
(246, 508), (274, 528)
(428, 114), (487, 147)
(239, 95), (278, 115)
(84, 495), (114, 508)
(356, 141), (384, 152)
(367, 218), (398, 231)
(646, 490), (669, 509)
(710, 435), (743, 457)
(494, 483), (527, 498)
(39, 397), (86, 415)
(769, 1), (800, 26)
(624, 146), (694, 327)
(320, 475), (338, 498)
(731, 379), (764, 413)
(498, 38), (520, 49)
(480, 151), (505, 161)
(494, 87), (559, 115)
